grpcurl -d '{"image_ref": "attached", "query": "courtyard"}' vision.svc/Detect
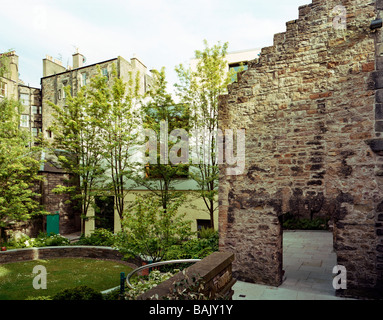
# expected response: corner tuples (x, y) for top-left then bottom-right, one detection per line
(233, 230), (353, 300)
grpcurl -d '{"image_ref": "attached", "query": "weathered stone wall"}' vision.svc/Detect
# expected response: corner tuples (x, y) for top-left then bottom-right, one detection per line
(219, 0), (382, 295)
(137, 252), (236, 300)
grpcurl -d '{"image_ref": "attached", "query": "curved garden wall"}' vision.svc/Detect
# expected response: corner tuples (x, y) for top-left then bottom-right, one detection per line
(0, 246), (128, 264)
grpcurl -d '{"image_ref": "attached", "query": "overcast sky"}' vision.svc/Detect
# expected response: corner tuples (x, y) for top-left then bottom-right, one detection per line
(0, 0), (309, 90)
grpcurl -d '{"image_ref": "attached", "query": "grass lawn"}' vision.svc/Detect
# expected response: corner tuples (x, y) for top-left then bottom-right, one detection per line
(0, 258), (133, 300)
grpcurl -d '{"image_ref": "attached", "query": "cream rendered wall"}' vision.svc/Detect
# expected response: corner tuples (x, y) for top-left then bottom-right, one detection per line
(84, 191), (218, 235)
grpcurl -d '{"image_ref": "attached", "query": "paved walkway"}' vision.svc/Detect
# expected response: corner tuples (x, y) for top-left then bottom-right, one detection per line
(232, 230), (353, 300)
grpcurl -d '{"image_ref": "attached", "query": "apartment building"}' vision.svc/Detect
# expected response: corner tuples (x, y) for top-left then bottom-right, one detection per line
(41, 52), (153, 140)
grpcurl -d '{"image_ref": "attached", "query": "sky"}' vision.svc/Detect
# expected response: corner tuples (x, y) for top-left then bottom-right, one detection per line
(0, 0), (309, 91)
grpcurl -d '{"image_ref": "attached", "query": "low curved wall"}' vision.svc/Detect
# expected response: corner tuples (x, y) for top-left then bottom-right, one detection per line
(0, 246), (127, 264)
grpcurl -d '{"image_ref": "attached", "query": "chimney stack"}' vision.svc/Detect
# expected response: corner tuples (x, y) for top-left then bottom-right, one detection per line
(72, 52), (84, 69)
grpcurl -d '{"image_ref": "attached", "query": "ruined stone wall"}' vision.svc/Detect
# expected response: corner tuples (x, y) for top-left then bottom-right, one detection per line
(219, 0), (382, 294)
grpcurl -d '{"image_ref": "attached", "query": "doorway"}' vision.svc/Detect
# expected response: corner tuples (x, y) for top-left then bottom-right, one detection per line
(95, 196), (115, 231)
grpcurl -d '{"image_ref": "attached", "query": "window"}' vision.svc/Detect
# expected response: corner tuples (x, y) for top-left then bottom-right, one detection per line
(58, 89), (62, 100)
(81, 73), (87, 86)
(20, 115), (29, 128)
(32, 105), (42, 114)
(20, 93), (30, 106)
(46, 130), (52, 138)
(0, 82), (7, 96)
(197, 219), (212, 237)
(229, 63), (249, 83)
(32, 127), (42, 137)
(102, 67), (109, 79)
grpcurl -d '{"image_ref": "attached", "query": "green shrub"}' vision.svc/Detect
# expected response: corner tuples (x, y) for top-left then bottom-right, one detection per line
(76, 228), (115, 246)
(52, 285), (103, 300)
(198, 227), (216, 239)
(6, 232), (70, 248)
(282, 213), (329, 230)
(125, 270), (175, 300)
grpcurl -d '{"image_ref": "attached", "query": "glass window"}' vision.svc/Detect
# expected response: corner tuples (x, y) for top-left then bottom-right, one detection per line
(20, 115), (29, 128)
(20, 93), (30, 106)
(32, 105), (42, 114)
(32, 127), (42, 136)
(81, 73), (87, 86)
(102, 67), (109, 79)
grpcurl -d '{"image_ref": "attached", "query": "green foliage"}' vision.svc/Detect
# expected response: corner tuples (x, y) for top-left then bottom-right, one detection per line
(115, 194), (193, 262)
(282, 213), (329, 230)
(198, 227), (217, 239)
(52, 285), (103, 300)
(0, 98), (47, 240)
(49, 83), (106, 229)
(163, 270), (209, 300)
(125, 270), (175, 300)
(6, 232), (70, 248)
(133, 67), (190, 211)
(164, 230), (218, 262)
(76, 228), (115, 246)
(175, 40), (232, 229)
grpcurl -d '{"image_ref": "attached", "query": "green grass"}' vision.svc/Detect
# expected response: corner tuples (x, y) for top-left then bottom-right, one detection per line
(0, 258), (133, 300)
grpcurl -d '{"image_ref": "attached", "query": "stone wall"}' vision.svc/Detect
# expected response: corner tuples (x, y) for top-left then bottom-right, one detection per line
(219, 0), (382, 295)
(0, 246), (127, 264)
(137, 252), (235, 300)
(40, 171), (81, 235)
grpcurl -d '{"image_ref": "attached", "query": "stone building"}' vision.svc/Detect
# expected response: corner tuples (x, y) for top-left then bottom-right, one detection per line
(41, 52), (153, 141)
(0, 51), (19, 101)
(218, 0), (383, 297)
(18, 84), (42, 143)
(38, 52), (154, 235)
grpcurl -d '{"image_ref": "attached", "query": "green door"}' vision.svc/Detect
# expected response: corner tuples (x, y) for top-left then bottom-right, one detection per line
(47, 213), (60, 235)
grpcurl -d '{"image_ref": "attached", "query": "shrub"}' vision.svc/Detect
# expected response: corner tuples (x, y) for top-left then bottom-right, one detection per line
(282, 213), (329, 230)
(125, 270), (175, 300)
(76, 228), (115, 246)
(52, 285), (103, 300)
(6, 232), (70, 248)
(116, 195), (193, 263)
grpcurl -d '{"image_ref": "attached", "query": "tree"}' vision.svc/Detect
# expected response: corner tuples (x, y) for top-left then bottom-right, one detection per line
(48, 82), (106, 233)
(175, 40), (233, 229)
(133, 67), (190, 212)
(91, 66), (142, 222)
(0, 98), (46, 241)
(116, 194), (192, 262)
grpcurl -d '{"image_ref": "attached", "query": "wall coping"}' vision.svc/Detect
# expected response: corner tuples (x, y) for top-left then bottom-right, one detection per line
(0, 245), (131, 266)
(137, 251), (235, 300)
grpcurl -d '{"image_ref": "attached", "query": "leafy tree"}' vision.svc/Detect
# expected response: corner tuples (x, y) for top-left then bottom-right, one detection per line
(175, 40), (233, 229)
(116, 194), (192, 262)
(0, 98), (46, 241)
(89, 66), (142, 221)
(133, 67), (190, 212)
(48, 82), (106, 233)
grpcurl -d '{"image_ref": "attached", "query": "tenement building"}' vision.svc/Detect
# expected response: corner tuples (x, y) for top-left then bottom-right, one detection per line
(218, 0), (383, 298)
(41, 52), (153, 140)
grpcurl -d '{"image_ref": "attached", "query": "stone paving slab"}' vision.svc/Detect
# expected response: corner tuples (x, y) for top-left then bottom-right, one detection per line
(233, 230), (355, 300)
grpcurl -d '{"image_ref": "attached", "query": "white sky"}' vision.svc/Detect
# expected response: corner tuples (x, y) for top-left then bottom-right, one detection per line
(0, 0), (309, 90)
